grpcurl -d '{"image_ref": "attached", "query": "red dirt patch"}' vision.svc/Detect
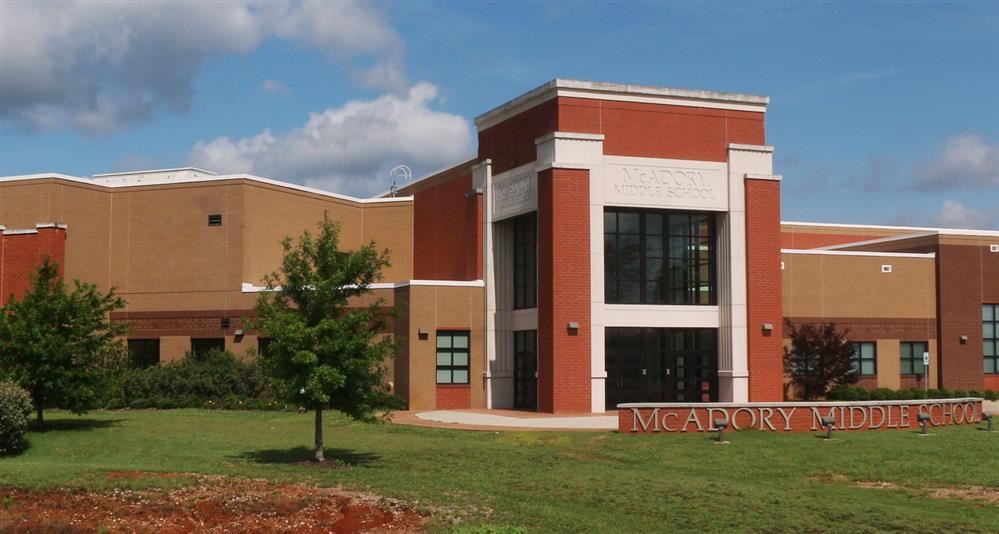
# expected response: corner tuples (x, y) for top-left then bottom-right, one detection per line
(0, 474), (424, 533)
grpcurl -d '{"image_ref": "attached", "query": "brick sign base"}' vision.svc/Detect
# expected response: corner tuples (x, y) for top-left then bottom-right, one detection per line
(618, 398), (985, 434)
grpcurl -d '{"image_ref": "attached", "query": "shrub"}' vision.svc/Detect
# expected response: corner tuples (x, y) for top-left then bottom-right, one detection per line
(869, 388), (895, 401)
(106, 349), (276, 409)
(0, 380), (33, 455)
(825, 387), (997, 402)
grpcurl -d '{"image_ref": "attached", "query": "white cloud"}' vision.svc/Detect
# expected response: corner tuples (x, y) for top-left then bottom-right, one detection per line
(929, 200), (997, 230)
(913, 134), (999, 190)
(188, 83), (473, 197)
(0, 1), (405, 134)
(260, 80), (291, 95)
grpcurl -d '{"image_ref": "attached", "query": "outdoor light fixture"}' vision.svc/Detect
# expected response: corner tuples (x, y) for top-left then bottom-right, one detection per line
(417, 328), (429, 340)
(567, 322), (579, 330)
(819, 416), (836, 440)
(959, 335), (968, 344)
(761, 323), (774, 333)
(714, 418), (729, 443)
(983, 412), (994, 433)
(233, 329), (244, 340)
(918, 413), (932, 435)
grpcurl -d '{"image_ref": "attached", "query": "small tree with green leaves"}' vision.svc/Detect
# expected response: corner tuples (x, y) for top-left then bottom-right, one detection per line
(783, 321), (859, 400)
(0, 258), (127, 428)
(253, 217), (397, 462)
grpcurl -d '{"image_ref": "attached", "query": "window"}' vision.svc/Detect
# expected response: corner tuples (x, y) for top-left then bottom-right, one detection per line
(127, 339), (160, 369)
(436, 331), (470, 384)
(985, 304), (999, 374)
(849, 342), (877, 376)
(191, 337), (225, 359)
(604, 209), (715, 305)
(208, 214), (222, 226)
(901, 341), (929, 376)
(513, 214), (537, 309)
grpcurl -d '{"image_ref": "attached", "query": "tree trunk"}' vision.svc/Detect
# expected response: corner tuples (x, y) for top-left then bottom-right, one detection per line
(36, 403), (44, 429)
(314, 407), (325, 462)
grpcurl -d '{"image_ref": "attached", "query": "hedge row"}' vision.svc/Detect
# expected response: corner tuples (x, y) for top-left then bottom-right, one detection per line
(101, 349), (289, 410)
(827, 385), (999, 402)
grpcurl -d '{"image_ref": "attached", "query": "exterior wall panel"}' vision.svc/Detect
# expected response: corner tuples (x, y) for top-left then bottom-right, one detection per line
(745, 178), (783, 401)
(537, 167), (591, 413)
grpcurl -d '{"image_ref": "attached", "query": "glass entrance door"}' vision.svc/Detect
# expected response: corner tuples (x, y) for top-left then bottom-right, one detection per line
(605, 328), (717, 408)
(513, 330), (537, 410)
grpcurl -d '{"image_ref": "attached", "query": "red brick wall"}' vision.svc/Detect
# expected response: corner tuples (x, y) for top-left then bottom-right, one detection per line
(781, 232), (890, 250)
(855, 377), (879, 390)
(436, 385), (471, 409)
(745, 179), (784, 401)
(937, 244), (996, 390)
(620, 399), (983, 433)
(478, 99), (558, 175)
(0, 227), (66, 306)
(412, 172), (482, 280)
(537, 168), (591, 413)
(984, 375), (999, 391)
(557, 98), (764, 161)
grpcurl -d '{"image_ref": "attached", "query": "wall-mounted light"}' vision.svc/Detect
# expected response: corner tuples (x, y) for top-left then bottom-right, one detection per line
(418, 328), (429, 340)
(567, 322), (579, 330)
(233, 329), (244, 340)
(762, 323), (774, 334)
(960, 335), (968, 344)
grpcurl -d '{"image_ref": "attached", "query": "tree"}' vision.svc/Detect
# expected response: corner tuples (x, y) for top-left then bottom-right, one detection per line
(253, 217), (397, 462)
(783, 321), (859, 400)
(0, 258), (127, 428)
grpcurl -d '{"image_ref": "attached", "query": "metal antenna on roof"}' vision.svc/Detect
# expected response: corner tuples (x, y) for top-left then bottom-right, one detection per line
(388, 165), (412, 197)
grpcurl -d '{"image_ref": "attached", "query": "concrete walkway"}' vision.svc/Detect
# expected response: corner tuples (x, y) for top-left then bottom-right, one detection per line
(392, 409), (618, 431)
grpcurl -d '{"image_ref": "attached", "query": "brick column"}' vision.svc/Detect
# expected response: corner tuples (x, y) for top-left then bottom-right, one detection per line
(537, 167), (591, 413)
(744, 178), (784, 401)
(937, 244), (989, 391)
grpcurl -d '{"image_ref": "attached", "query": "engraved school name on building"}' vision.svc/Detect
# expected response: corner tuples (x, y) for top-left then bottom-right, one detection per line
(621, 399), (984, 434)
(612, 166), (719, 201)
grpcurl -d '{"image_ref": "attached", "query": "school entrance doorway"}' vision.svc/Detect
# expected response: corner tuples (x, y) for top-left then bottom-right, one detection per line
(605, 327), (718, 408)
(513, 330), (537, 410)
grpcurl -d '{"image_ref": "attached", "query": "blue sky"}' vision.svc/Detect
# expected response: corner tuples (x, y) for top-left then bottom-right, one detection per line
(1, 1), (996, 228)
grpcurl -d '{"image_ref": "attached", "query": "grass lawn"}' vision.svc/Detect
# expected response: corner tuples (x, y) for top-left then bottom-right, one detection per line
(2, 409), (997, 532)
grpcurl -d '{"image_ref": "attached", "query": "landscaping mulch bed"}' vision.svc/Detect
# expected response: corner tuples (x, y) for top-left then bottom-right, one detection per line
(0, 472), (424, 533)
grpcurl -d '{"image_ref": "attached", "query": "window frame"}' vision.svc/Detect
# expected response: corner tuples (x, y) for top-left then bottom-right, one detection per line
(190, 337), (225, 358)
(512, 213), (537, 310)
(127, 338), (160, 369)
(604, 208), (717, 305)
(849, 341), (877, 376)
(436, 331), (471, 385)
(985, 304), (999, 374)
(900, 341), (929, 377)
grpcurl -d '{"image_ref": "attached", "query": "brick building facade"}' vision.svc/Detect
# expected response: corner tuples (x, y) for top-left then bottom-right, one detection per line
(2, 80), (997, 412)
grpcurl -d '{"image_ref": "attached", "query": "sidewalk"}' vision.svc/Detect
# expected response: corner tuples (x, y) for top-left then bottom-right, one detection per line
(390, 409), (618, 432)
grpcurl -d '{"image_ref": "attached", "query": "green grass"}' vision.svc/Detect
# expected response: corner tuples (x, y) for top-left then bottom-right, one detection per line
(2, 410), (997, 532)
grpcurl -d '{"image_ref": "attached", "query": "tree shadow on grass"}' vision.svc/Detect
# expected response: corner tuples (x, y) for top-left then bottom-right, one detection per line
(31, 418), (124, 433)
(236, 446), (381, 467)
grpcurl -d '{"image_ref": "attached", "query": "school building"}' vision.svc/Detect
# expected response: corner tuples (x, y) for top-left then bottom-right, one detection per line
(2, 79), (997, 412)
